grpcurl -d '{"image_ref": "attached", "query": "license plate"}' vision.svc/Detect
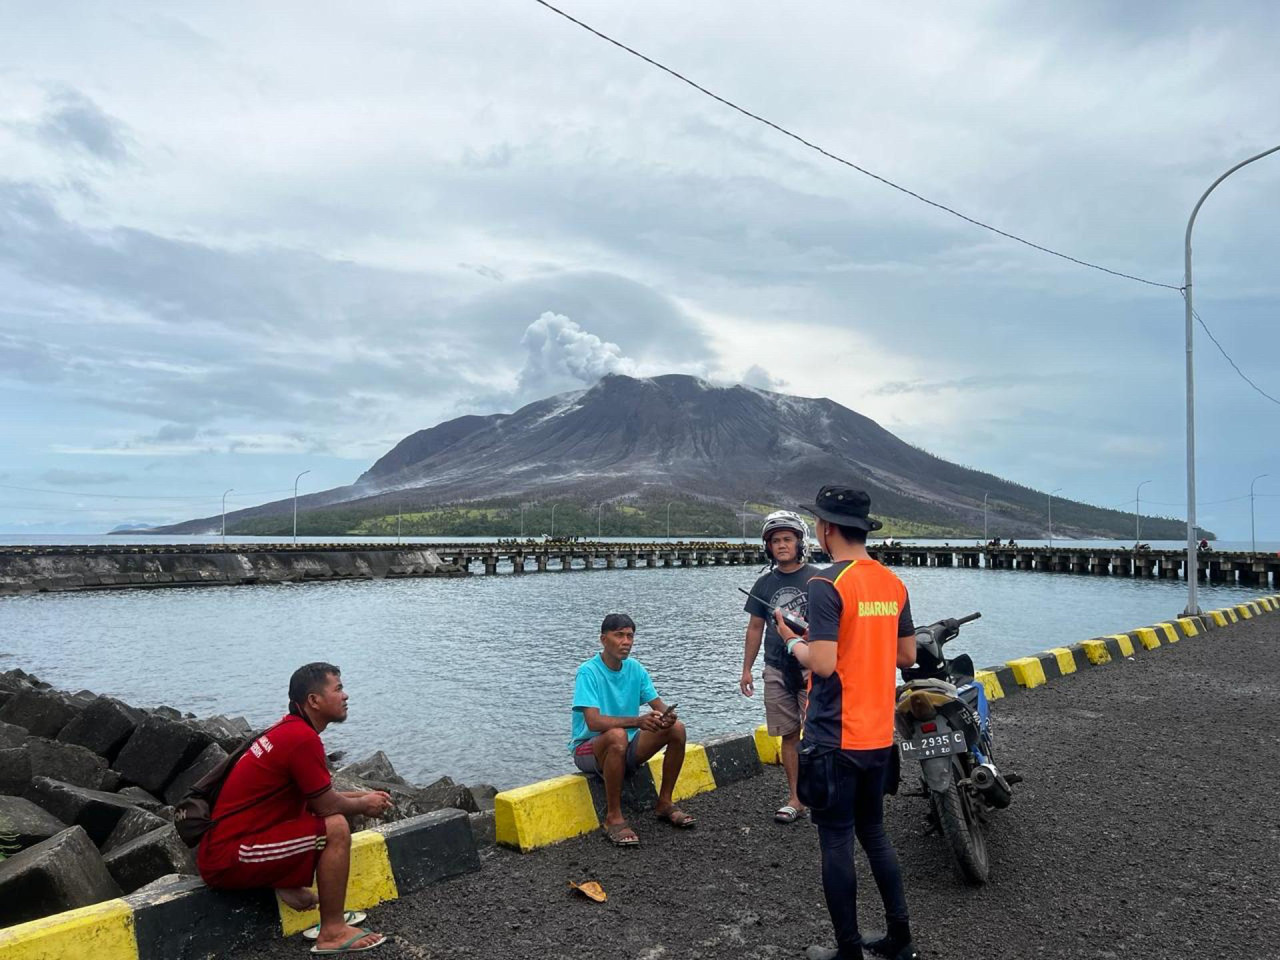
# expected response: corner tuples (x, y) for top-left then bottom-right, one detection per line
(899, 730), (966, 760)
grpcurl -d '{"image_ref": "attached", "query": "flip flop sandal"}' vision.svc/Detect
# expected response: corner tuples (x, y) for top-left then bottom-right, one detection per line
(655, 807), (697, 828)
(774, 805), (806, 824)
(309, 928), (386, 955)
(604, 821), (640, 846)
(303, 912), (368, 940)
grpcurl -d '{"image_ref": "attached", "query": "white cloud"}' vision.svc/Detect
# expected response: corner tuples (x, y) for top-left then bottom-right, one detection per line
(516, 311), (638, 395)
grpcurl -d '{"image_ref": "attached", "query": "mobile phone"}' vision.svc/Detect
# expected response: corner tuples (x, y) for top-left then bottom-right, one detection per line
(661, 703), (678, 717)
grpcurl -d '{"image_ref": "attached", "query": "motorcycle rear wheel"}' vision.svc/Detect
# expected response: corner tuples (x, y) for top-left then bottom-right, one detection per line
(931, 782), (989, 884)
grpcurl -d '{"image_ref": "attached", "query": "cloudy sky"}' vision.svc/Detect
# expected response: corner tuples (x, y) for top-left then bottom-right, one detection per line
(3, 1), (1279, 537)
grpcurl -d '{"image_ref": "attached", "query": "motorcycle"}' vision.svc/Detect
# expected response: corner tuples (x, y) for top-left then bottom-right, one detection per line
(895, 612), (1018, 884)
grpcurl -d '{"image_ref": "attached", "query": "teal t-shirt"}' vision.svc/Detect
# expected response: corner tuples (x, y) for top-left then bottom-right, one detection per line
(568, 654), (659, 752)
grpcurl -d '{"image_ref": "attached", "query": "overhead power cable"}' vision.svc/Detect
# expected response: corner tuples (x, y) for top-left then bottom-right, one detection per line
(1187, 302), (1280, 407)
(531, 0), (1182, 291)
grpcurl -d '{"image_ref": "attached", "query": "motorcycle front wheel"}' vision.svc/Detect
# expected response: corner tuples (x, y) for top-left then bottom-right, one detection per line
(931, 781), (989, 884)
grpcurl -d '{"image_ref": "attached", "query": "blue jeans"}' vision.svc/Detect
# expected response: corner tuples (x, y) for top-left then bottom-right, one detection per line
(802, 745), (910, 957)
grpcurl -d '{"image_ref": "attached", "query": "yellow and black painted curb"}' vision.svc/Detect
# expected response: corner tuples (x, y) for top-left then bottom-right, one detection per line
(972, 593), (1280, 702)
(0, 808), (478, 960)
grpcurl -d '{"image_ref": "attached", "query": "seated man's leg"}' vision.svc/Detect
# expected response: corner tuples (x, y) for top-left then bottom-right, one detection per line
(313, 813), (384, 952)
(576, 728), (631, 828)
(632, 721), (695, 825)
(200, 813), (324, 911)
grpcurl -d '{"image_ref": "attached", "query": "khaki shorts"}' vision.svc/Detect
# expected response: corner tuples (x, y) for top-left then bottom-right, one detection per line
(763, 664), (808, 737)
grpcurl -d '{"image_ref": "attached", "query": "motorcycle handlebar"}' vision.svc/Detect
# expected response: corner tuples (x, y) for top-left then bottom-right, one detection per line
(957, 612), (982, 625)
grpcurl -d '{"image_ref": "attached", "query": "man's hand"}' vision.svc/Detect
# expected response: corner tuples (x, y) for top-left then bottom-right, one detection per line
(659, 708), (678, 729)
(638, 711), (665, 732)
(773, 609), (804, 643)
(739, 668), (755, 697)
(360, 791), (394, 817)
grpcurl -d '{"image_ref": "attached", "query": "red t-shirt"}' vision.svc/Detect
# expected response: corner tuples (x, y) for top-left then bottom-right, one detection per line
(197, 714), (332, 872)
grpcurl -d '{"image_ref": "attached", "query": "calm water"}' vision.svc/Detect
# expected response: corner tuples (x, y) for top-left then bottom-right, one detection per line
(0, 559), (1268, 789)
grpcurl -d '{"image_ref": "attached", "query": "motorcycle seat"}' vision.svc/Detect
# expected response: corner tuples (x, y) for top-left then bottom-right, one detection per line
(899, 678), (958, 696)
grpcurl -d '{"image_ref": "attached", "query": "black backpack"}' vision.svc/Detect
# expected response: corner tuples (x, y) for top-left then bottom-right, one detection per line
(173, 724), (289, 847)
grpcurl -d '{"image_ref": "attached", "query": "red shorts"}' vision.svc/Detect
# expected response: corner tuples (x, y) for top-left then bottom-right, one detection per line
(199, 813), (327, 890)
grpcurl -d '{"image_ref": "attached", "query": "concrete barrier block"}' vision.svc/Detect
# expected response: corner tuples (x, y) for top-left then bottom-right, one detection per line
(104, 807), (169, 853)
(991, 664), (1020, 696)
(646, 743), (716, 803)
(1155, 622), (1180, 644)
(1209, 609), (1229, 627)
(127, 874), (280, 960)
(1078, 640), (1112, 666)
(1046, 647), (1078, 675)
(1132, 627), (1161, 650)
(103, 825), (196, 894)
(0, 745), (33, 796)
(0, 826), (122, 927)
(1006, 657), (1047, 689)
(0, 898), (136, 960)
(494, 774), (600, 852)
(163, 743), (228, 807)
(112, 717), (211, 796)
(57, 697), (145, 761)
(0, 689), (79, 740)
(0, 795), (68, 851)
(753, 724), (783, 764)
(1107, 633), (1136, 657)
(375, 808), (481, 894)
(973, 669), (1004, 700)
(585, 762), (658, 817)
(26, 737), (111, 791)
(25, 777), (141, 847)
(276, 830), (398, 936)
(702, 732), (763, 786)
(468, 809), (496, 847)
(1175, 617), (1202, 638)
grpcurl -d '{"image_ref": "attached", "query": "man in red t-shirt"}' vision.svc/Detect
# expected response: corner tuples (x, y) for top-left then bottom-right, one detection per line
(197, 663), (394, 954)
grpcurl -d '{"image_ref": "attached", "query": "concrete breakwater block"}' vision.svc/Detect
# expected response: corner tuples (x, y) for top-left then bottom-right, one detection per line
(26, 777), (142, 847)
(116, 785), (167, 813)
(103, 824), (196, 893)
(57, 696), (144, 760)
(113, 716), (212, 795)
(0, 746), (32, 795)
(104, 807), (170, 852)
(26, 736), (112, 791)
(0, 826), (122, 927)
(0, 795), (68, 851)
(163, 742), (228, 806)
(0, 687), (80, 739)
(337, 749), (407, 785)
(0, 719), (27, 749)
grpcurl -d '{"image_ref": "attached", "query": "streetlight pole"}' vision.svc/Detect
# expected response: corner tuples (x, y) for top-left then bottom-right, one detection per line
(292, 470), (310, 544)
(1135, 479), (1152, 545)
(1183, 144), (1280, 615)
(520, 502), (531, 538)
(597, 502), (603, 538)
(396, 503), (402, 544)
(1047, 488), (1062, 548)
(1251, 474), (1268, 555)
(666, 501), (675, 539)
(551, 503), (558, 537)
(982, 492), (989, 542)
(741, 500), (749, 541)
(221, 489), (234, 545)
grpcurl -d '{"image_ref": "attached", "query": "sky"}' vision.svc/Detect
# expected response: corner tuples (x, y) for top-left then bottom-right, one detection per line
(2, 1), (1279, 537)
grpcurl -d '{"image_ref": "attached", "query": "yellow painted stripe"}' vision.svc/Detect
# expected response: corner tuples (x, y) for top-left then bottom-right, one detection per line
(494, 773), (600, 853)
(278, 830), (399, 936)
(754, 724), (782, 765)
(1134, 627), (1161, 650)
(1258, 597), (1274, 612)
(1210, 610), (1229, 627)
(1108, 634), (1135, 656)
(1227, 607), (1239, 623)
(1080, 639), (1112, 665)
(1006, 657), (1047, 689)
(646, 743), (716, 802)
(1157, 622), (1179, 644)
(1176, 617), (1200, 638)
(1046, 647), (1077, 675)
(0, 899), (137, 960)
(1234, 604), (1251, 620)
(1248, 601), (1262, 616)
(974, 669), (1004, 700)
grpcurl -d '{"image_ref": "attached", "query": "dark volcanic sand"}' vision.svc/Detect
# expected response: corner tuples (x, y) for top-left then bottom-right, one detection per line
(228, 614), (1280, 959)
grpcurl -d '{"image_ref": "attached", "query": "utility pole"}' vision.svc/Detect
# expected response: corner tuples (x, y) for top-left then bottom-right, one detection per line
(1048, 488), (1062, 548)
(221, 489), (234, 545)
(1251, 474), (1268, 555)
(396, 502), (402, 544)
(551, 503), (558, 537)
(982, 492), (989, 541)
(741, 500), (749, 541)
(292, 470), (310, 544)
(666, 501), (675, 539)
(1182, 144), (1280, 614)
(1135, 479), (1152, 545)
(597, 502), (603, 538)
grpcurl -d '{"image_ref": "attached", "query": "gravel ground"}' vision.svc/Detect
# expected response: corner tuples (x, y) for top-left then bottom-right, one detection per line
(228, 615), (1280, 960)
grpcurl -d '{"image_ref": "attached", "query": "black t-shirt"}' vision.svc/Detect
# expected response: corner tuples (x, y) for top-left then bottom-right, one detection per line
(743, 562), (822, 670)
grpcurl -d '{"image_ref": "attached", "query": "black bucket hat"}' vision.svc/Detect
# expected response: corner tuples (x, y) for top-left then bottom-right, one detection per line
(809, 485), (883, 532)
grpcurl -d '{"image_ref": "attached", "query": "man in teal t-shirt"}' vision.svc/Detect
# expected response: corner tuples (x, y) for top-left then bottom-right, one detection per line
(570, 613), (698, 846)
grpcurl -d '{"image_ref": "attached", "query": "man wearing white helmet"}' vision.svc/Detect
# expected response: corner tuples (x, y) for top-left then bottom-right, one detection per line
(740, 510), (821, 823)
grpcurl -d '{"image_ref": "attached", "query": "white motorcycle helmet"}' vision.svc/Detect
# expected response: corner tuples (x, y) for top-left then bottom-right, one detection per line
(761, 510), (809, 563)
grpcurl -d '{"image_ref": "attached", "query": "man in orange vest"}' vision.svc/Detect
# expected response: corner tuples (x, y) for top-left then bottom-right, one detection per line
(775, 486), (919, 960)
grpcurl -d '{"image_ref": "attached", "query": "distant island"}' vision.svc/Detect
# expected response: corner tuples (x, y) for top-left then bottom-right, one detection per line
(142, 374), (1209, 541)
